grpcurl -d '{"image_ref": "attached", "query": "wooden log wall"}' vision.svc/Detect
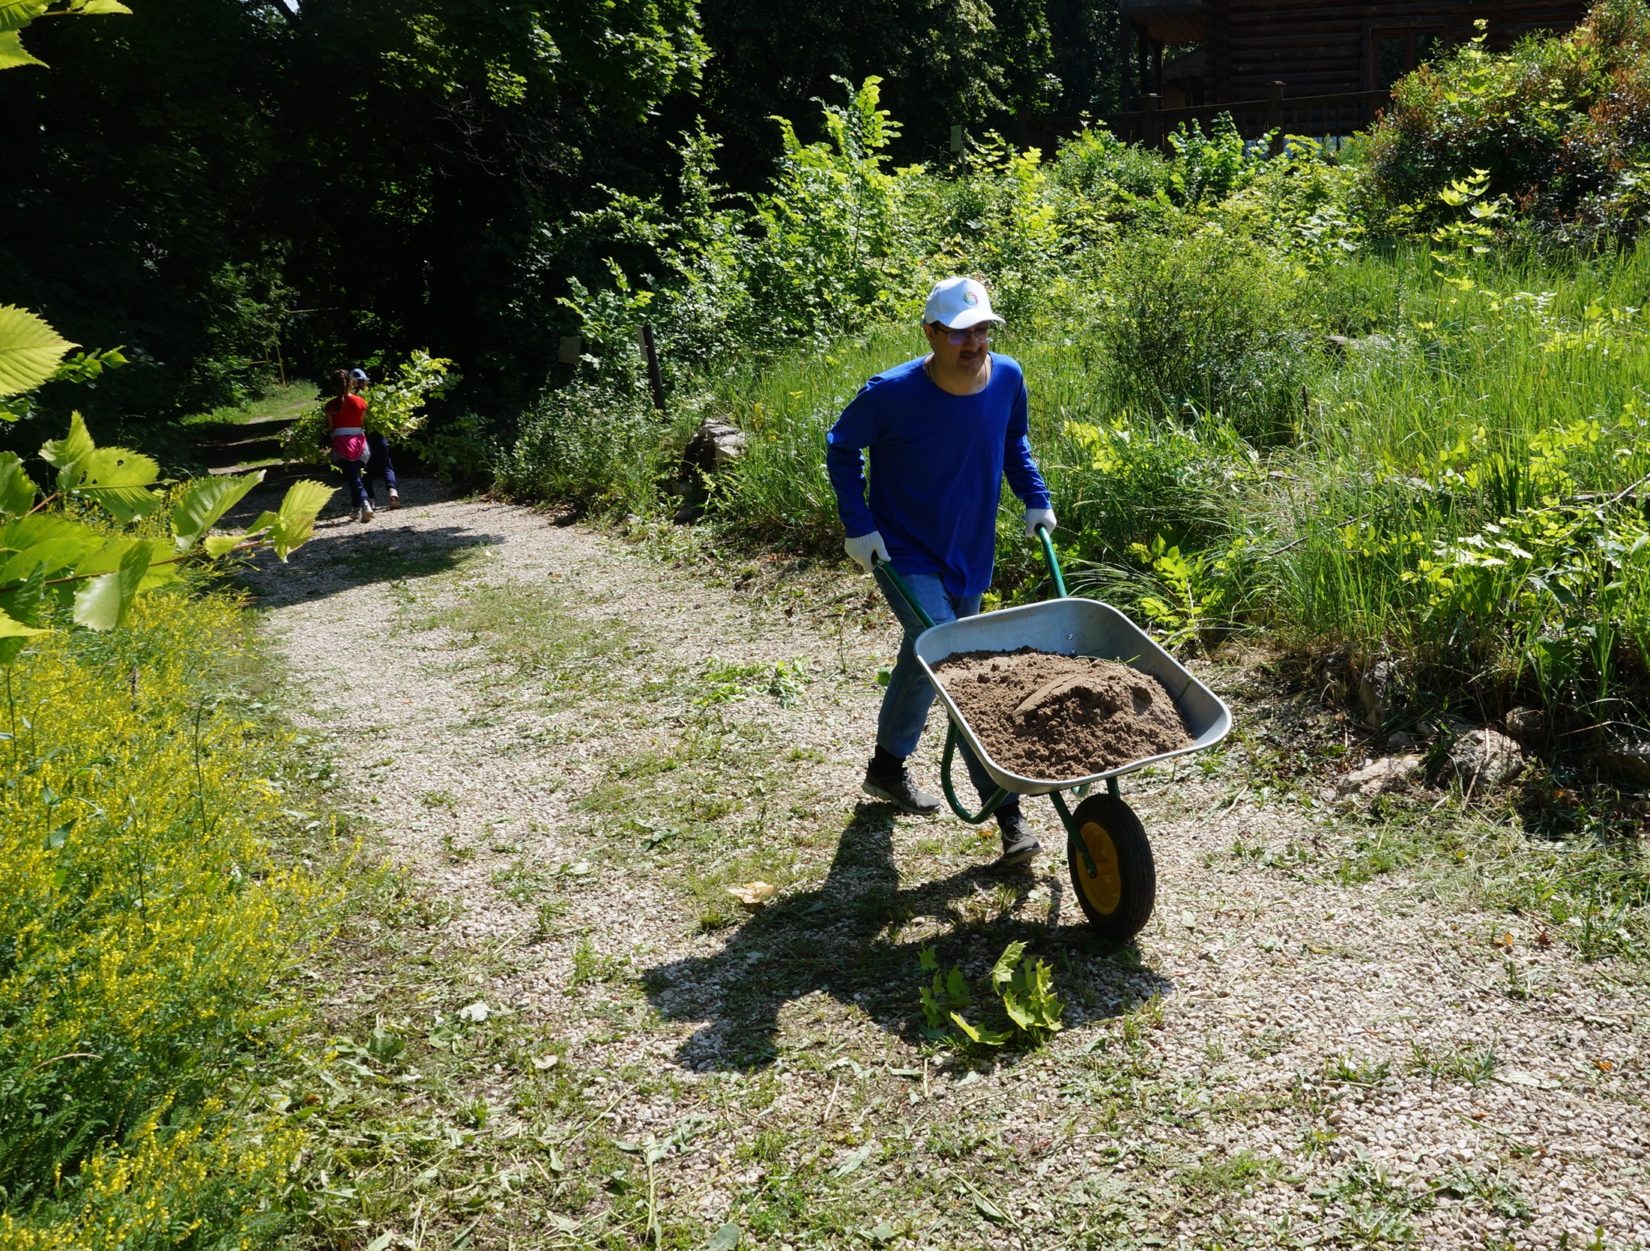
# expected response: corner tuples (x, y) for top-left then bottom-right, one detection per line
(1211, 1), (1588, 103)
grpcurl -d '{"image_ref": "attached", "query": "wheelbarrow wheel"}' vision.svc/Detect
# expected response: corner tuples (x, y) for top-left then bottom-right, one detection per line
(1066, 794), (1155, 939)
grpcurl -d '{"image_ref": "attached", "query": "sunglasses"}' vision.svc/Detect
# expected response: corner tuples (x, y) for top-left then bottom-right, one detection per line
(933, 323), (995, 345)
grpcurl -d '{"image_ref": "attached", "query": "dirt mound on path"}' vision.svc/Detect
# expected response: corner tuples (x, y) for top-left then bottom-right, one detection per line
(933, 647), (1193, 781)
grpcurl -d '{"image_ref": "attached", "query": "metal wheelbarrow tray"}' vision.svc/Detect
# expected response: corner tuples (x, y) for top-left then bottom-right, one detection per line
(876, 530), (1233, 940)
(913, 597), (1232, 797)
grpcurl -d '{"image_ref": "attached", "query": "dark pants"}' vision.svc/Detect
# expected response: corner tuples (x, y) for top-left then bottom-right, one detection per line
(333, 456), (370, 509)
(364, 433), (398, 501)
(871, 563), (1018, 818)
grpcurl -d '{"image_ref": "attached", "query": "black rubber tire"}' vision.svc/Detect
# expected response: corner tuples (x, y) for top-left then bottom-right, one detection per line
(1066, 793), (1156, 940)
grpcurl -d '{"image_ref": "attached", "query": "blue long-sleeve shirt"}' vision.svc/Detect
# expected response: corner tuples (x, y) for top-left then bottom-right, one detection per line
(825, 353), (1051, 598)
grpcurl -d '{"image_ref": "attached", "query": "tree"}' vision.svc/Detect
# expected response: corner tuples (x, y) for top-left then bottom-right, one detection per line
(689, 0), (1059, 188)
(0, 3), (328, 650)
(0, 0), (289, 421)
(271, 0), (708, 414)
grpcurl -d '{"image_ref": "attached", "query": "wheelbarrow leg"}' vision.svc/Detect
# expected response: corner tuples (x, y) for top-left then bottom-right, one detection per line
(938, 725), (1014, 824)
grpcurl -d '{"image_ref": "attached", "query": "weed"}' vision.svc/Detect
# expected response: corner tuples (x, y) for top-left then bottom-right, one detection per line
(1324, 1052), (1394, 1087)
(569, 936), (630, 989)
(1177, 1149), (1277, 1199)
(1408, 1040), (1498, 1084)
(917, 942), (1064, 1052)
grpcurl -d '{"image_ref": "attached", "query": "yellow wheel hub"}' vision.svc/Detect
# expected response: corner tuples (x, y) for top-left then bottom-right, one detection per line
(1077, 820), (1121, 914)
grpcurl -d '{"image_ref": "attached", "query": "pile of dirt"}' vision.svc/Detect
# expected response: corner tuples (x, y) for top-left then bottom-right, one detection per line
(933, 647), (1193, 781)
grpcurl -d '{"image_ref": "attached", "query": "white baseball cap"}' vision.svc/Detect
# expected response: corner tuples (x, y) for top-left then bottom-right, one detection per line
(922, 276), (1003, 329)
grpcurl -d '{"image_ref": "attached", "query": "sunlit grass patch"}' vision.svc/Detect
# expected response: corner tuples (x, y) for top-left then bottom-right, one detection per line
(421, 578), (641, 694)
(0, 592), (328, 1247)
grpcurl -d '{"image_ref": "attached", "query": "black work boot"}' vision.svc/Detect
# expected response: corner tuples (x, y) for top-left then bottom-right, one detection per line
(862, 763), (942, 815)
(996, 806), (1041, 867)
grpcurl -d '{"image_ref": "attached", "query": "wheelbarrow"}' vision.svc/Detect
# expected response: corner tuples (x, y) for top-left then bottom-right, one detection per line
(876, 528), (1232, 940)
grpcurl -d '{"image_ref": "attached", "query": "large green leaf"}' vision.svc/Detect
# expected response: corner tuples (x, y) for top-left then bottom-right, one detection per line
(134, 538), (177, 591)
(69, 1), (132, 13)
(72, 540), (149, 630)
(78, 484), (162, 524)
(0, 305), (74, 395)
(0, 604), (43, 638)
(267, 480), (333, 561)
(0, 0), (51, 34)
(0, 565), (47, 629)
(73, 535), (143, 577)
(39, 411), (94, 489)
(0, 451), (37, 517)
(83, 445), (159, 487)
(0, 512), (96, 554)
(172, 471), (263, 551)
(0, 28), (43, 69)
(2, 536), (97, 581)
(242, 510), (279, 538)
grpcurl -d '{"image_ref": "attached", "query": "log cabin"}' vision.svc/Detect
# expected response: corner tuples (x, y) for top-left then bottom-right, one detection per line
(1109, 0), (1589, 142)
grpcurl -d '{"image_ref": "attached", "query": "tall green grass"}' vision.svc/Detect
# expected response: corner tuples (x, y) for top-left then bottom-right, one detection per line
(0, 593), (322, 1248)
(692, 237), (1650, 729)
(1266, 242), (1650, 716)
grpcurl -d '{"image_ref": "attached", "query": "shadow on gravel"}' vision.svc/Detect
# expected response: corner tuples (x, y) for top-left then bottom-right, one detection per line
(644, 804), (1174, 1071)
(224, 477), (503, 608)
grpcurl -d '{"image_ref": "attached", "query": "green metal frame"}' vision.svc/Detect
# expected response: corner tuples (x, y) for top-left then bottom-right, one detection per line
(874, 524), (1103, 854)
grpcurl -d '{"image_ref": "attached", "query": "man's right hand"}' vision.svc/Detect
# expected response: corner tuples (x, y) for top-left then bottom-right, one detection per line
(844, 530), (891, 573)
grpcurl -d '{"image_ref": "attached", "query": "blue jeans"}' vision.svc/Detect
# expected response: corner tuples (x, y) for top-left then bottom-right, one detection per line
(333, 456), (370, 509)
(365, 433), (398, 500)
(872, 565), (1017, 813)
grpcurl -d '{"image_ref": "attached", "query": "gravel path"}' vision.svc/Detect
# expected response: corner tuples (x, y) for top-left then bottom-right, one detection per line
(242, 478), (1650, 1250)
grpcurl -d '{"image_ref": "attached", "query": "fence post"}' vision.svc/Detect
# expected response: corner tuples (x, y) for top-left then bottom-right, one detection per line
(1267, 81), (1285, 155)
(1142, 93), (1160, 150)
(637, 324), (667, 415)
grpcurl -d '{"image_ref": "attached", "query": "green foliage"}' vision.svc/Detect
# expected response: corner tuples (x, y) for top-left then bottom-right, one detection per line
(748, 77), (927, 337)
(1123, 534), (1237, 652)
(1089, 227), (1318, 443)
(492, 380), (680, 514)
(0, 592), (313, 1246)
(279, 351), (457, 464)
(917, 943), (1064, 1051)
(1166, 113), (1265, 206)
(1361, 2), (1650, 242)
(415, 412), (493, 484)
(935, 137), (1064, 323)
(989, 940), (1064, 1042)
(0, 305), (75, 403)
(0, 412), (328, 659)
(0, 0), (129, 71)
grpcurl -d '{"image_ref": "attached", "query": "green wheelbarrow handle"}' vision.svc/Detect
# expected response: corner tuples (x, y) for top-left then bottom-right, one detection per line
(871, 524), (1067, 824)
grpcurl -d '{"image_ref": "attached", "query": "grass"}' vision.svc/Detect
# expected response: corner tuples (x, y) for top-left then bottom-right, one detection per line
(672, 236), (1650, 751)
(75, 504), (1629, 1249)
(0, 592), (331, 1248)
(178, 381), (317, 429)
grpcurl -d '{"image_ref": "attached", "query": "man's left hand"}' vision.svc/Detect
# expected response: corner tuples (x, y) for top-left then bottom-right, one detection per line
(1024, 507), (1058, 538)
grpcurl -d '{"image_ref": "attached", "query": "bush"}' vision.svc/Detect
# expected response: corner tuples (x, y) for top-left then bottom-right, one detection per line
(0, 592), (318, 1247)
(493, 380), (688, 514)
(1360, 1), (1650, 242)
(1090, 228), (1317, 443)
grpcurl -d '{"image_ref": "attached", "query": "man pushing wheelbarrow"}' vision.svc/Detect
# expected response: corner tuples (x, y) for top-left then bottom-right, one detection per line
(826, 276), (1057, 869)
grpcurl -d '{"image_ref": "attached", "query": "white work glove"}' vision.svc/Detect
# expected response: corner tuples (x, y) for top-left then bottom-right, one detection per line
(1024, 506), (1058, 538)
(844, 530), (891, 574)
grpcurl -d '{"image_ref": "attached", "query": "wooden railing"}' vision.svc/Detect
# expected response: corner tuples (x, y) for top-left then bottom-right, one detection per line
(1015, 83), (1391, 154)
